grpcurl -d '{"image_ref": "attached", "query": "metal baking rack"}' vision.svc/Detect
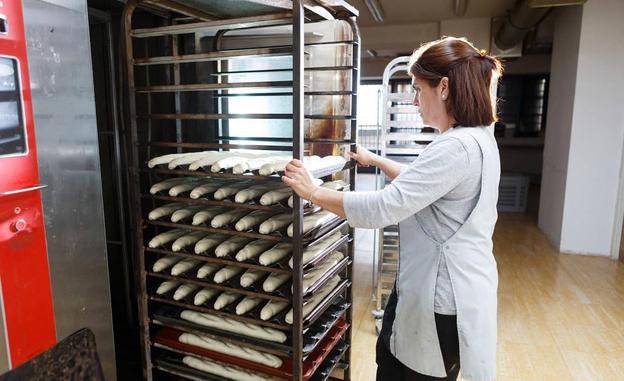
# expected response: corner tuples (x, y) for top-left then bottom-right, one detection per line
(123, 1), (360, 379)
(372, 56), (438, 328)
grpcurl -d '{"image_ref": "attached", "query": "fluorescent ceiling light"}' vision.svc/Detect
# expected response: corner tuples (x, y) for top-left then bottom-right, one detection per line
(364, 0), (384, 22)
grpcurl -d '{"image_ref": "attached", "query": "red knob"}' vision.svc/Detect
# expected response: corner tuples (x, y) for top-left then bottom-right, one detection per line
(13, 219), (27, 232)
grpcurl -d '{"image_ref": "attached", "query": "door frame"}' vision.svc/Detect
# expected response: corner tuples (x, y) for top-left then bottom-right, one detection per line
(611, 130), (624, 260)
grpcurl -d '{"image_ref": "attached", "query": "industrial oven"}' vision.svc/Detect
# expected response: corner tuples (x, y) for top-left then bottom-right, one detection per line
(1, 0), (116, 378)
(0, 0), (56, 370)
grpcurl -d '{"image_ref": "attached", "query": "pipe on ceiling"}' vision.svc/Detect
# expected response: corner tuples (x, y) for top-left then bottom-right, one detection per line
(494, 0), (552, 51)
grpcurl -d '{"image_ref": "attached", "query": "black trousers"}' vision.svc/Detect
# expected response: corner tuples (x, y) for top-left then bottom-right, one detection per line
(376, 288), (460, 381)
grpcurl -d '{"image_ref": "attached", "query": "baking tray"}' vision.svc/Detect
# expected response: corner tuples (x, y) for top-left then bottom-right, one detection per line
(152, 318), (349, 380)
(150, 297), (350, 357)
(143, 224), (350, 272)
(148, 278), (351, 330)
(309, 341), (349, 381)
(146, 252), (350, 300)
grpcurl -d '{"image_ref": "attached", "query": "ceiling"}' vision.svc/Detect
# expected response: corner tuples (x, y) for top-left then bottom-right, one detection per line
(349, 0), (518, 27)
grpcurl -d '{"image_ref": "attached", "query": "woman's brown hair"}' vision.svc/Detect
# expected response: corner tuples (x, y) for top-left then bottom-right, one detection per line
(408, 37), (504, 127)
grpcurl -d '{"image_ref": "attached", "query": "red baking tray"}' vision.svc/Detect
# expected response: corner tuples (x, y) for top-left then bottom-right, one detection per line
(153, 317), (349, 380)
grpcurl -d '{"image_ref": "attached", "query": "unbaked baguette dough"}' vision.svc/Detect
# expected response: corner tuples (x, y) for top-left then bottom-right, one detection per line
(192, 207), (226, 226)
(213, 291), (239, 310)
(168, 152), (221, 170)
(211, 156), (251, 173)
(214, 236), (253, 258)
(259, 187), (292, 206)
(258, 213), (292, 235)
(239, 269), (266, 288)
(258, 158), (292, 176)
(170, 205), (206, 223)
(211, 154), (266, 173)
(183, 356), (281, 381)
(298, 252), (344, 293)
(285, 275), (341, 324)
(171, 258), (202, 276)
(213, 182), (252, 201)
(235, 240), (277, 262)
(235, 296), (263, 315)
(213, 265), (244, 284)
(233, 156), (287, 174)
(194, 234), (229, 254)
(262, 273), (291, 292)
(211, 209), (250, 228)
(156, 280), (181, 295)
(148, 152), (209, 168)
(148, 229), (189, 249)
(234, 184), (283, 204)
(189, 183), (221, 199)
(258, 242), (292, 266)
(289, 231), (343, 268)
(182, 356), (282, 381)
(149, 177), (195, 195)
(172, 231), (207, 252)
(169, 179), (213, 197)
(174, 283), (199, 301)
(260, 300), (289, 321)
(180, 310), (287, 343)
(148, 202), (186, 220)
(187, 152), (232, 171)
(152, 255), (182, 272)
(287, 195), (311, 209)
(193, 288), (219, 306)
(196, 263), (221, 279)
(287, 210), (338, 237)
(179, 333), (283, 368)
(235, 211), (276, 232)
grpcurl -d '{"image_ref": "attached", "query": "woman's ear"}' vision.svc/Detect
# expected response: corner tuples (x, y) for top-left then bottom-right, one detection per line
(439, 77), (449, 100)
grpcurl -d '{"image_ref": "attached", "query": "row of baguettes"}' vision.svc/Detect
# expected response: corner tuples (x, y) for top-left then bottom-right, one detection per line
(148, 151), (346, 177)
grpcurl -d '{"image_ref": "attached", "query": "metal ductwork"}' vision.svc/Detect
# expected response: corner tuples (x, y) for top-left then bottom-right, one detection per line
(494, 0), (587, 52)
(495, 0), (551, 51)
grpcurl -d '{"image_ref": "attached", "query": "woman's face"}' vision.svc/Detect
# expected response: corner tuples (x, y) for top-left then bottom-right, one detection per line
(412, 77), (449, 130)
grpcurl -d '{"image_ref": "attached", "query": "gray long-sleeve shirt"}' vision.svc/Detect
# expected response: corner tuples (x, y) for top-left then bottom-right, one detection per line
(344, 127), (483, 314)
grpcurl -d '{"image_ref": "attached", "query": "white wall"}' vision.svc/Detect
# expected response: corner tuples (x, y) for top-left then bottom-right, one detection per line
(539, 0), (624, 256)
(559, 0), (624, 255)
(538, 5), (583, 249)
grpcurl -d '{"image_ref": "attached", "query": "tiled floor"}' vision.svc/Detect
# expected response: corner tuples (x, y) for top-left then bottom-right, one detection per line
(349, 174), (624, 381)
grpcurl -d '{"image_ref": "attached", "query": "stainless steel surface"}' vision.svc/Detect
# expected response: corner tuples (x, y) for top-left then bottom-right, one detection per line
(0, 184), (47, 196)
(22, 1), (116, 380)
(0, 278), (9, 373)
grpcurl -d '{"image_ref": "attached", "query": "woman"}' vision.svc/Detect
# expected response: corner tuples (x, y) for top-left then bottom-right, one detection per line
(282, 37), (503, 381)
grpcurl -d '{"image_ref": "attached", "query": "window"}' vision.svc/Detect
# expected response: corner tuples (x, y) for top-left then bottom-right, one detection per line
(497, 75), (549, 137)
(356, 83), (383, 151)
(0, 57), (26, 156)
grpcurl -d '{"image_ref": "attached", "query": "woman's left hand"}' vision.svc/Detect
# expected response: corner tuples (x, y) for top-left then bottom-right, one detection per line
(281, 159), (317, 201)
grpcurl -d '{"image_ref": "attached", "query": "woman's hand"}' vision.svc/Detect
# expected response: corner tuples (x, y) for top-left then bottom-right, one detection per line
(346, 145), (378, 167)
(281, 159), (318, 201)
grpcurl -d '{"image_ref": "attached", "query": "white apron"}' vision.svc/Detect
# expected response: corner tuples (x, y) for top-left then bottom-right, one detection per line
(389, 127), (500, 381)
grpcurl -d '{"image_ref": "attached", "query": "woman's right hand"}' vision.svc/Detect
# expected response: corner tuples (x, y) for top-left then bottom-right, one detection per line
(346, 145), (378, 167)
